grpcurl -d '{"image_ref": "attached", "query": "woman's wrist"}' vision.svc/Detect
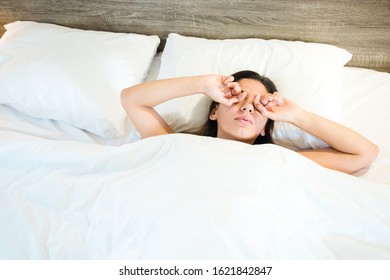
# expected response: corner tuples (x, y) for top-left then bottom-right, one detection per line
(200, 74), (219, 97)
(288, 106), (307, 127)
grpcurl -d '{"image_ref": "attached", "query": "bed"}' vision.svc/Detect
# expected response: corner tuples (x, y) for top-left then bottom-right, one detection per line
(0, 0), (389, 260)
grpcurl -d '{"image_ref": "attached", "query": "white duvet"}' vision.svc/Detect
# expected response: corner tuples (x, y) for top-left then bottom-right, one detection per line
(1, 132), (389, 259)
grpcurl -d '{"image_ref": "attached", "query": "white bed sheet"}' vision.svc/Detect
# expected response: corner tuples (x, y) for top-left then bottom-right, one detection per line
(0, 60), (390, 259)
(0, 132), (389, 259)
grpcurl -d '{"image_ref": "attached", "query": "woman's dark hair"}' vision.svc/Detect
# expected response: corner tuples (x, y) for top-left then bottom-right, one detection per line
(196, 70), (277, 144)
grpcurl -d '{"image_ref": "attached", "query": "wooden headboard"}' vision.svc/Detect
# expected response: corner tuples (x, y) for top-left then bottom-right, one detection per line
(1, 0), (389, 72)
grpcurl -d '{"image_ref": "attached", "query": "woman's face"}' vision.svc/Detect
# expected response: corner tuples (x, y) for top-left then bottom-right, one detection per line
(210, 78), (270, 144)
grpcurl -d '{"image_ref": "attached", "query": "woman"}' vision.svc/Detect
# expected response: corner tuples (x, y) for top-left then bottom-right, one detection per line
(121, 70), (378, 174)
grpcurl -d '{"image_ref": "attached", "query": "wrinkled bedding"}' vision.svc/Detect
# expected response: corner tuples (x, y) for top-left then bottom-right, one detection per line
(1, 132), (389, 259)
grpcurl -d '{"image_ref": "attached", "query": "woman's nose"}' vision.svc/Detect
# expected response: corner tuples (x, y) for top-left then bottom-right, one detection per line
(240, 100), (254, 113)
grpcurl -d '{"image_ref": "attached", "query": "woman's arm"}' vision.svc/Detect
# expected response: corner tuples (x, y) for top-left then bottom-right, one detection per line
(256, 97), (379, 174)
(292, 108), (379, 174)
(120, 75), (243, 138)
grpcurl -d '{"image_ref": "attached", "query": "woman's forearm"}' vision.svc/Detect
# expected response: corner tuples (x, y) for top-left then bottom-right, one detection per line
(121, 75), (209, 108)
(292, 110), (374, 154)
(292, 109), (379, 172)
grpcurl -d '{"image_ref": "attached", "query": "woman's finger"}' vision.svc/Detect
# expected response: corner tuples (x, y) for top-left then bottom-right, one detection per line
(273, 92), (284, 105)
(226, 82), (241, 96)
(260, 94), (273, 105)
(255, 101), (271, 117)
(223, 76), (234, 86)
(237, 91), (247, 102)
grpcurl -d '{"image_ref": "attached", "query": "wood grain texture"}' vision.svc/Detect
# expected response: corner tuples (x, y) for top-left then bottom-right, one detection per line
(0, 0), (389, 72)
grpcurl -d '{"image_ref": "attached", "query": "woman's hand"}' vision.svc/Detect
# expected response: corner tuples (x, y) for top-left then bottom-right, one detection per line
(204, 75), (247, 106)
(258, 92), (284, 110)
(254, 92), (301, 123)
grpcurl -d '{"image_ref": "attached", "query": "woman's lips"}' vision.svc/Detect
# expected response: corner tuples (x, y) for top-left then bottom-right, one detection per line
(235, 116), (253, 124)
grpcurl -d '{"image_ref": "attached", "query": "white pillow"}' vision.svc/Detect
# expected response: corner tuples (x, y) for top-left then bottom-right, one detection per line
(156, 33), (352, 149)
(0, 21), (160, 138)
